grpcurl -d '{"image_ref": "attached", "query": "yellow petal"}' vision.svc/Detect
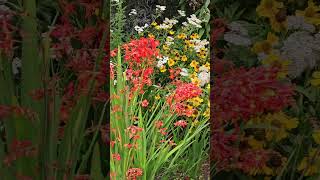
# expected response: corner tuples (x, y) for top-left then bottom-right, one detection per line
(312, 71), (320, 78)
(310, 79), (320, 86)
(267, 32), (279, 44)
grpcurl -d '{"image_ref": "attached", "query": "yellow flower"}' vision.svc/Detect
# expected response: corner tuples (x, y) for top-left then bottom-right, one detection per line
(174, 52), (180, 60)
(155, 94), (161, 100)
(187, 105), (193, 110)
(162, 44), (169, 51)
(190, 60), (199, 69)
(197, 51), (207, 59)
(177, 33), (186, 39)
(252, 32), (278, 55)
(310, 71), (320, 86)
(190, 97), (203, 107)
(148, 34), (155, 39)
(160, 66), (166, 72)
(169, 30), (175, 35)
(155, 25), (160, 30)
(204, 62), (210, 70)
(264, 112), (298, 141)
(296, 0), (320, 25)
(168, 58), (175, 67)
(192, 110), (199, 118)
(269, 12), (288, 32)
(185, 40), (194, 48)
(190, 33), (199, 39)
(203, 108), (209, 118)
(181, 55), (188, 62)
(249, 111), (298, 142)
(191, 77), (201, 86)
(248, 136), (264, 149)
(192, 120), (199, 126)
(298, 148), (320, 176)
(151, 22), (157, 26)
(261, 54), (290, 78)
(189, 73), (197, 79)
(256, 0), (284, 18)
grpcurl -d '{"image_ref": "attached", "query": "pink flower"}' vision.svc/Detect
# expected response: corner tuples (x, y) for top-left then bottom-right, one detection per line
(141, 99), (149, 107)
(174, 120), (188, 128)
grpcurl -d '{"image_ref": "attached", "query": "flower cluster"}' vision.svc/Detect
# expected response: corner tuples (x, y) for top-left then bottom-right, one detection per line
(212, 66), (295, 124)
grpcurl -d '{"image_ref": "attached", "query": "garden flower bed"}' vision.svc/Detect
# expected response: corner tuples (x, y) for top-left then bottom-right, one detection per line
(212, 0), (320, 179)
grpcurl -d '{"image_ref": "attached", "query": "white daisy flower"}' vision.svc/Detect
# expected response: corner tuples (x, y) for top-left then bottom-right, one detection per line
(180, 68), (189, 76)
(198, 71), (210, 87)
(156, 5), (166, 11)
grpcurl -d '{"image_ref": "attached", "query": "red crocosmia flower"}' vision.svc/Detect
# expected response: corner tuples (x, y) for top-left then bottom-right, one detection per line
(126, 168), (143, 180)
(155, 121), (164, 128)
(28, 88), (46, 101)
(4, 139), (37, 167)
(123, 37), (160, 66)
(77, 26), (97, 45)
(210, 130), (239, 170)
(213, 58), (234, 76)
(110, 141), (116, 148)
(112, 153), (121, 161)
(59, 0), (76, 16)
(159, 128), (167, 135)
(141, 99), (149, 107)
(174, 83), (202, 102)
(50, 19), (75, 39)
(124, 143), (138, 149)
(126, 126), (143, 139)
(212, 66), (295, 124)
(166, 83), (202, 117)
(0, 11), (16, 56)
(110, 48), (118, 57)
(174, 120), (188, 128)
(237, 149), (270, 173)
